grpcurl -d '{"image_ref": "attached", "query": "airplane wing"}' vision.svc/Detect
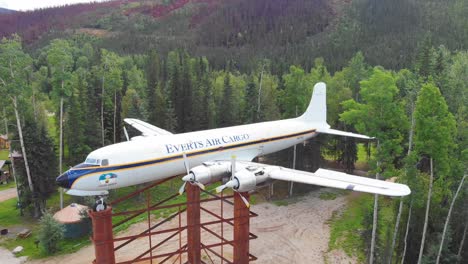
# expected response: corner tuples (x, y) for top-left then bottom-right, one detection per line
(230, 161), (410, 197)
(66, 189), (109, 196)
(316, 128), (374, 140)
(124, 118), (173, 136)
(268, 167), (410, 196)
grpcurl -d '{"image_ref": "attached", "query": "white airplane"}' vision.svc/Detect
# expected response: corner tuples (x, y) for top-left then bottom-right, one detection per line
(56, 82), (410, 209)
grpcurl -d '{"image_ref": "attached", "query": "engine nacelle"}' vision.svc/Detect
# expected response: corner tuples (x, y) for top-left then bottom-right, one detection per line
(190, 163), (231, 185)
(232, 169), (257, 192)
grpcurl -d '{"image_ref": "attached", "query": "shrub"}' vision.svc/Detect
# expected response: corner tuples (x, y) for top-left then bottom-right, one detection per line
(38, 212), (64, 255)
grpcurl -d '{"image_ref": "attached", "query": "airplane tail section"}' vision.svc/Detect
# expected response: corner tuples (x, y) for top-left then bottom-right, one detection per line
(298, 82), (328, 125)
(298, 82), (374, 140)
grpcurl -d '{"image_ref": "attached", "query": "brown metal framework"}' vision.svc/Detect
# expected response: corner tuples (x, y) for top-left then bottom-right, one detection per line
(89, 176), (257, 264)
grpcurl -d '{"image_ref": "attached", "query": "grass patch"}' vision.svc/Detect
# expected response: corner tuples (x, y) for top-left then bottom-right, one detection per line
(0, 198), (26, 226)
(272, 199), (289, 206)
(0, 181), (15, 191)
(357, 144), (370, 162)
(328, 194), (372, 262)
(0, 149), (9, 160)
(319, 192), (337, 200)
(0, 225), (91, 259)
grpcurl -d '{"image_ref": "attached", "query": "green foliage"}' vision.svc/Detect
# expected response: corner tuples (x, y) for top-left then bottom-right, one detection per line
(38, 212), (65, 255)
(414, 82), (456, 178)
(47, 39), (74, 98)
(340, 68), (408, 176)
(281, 65), (313, 118)
(13, 117), (58, 215)
(219, 73), (234, 127)
(0, 34), (33, 98)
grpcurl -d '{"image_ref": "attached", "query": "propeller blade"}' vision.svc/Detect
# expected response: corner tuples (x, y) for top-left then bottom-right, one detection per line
(194, 181), (205, 190)
(216, 184), (227, 193)
(231, 155), (236, 177)
(182, 153), (190, 175)
(238, 193), (250, 208)
(215, 179), (237, 193)
(178, 181), (187, 195)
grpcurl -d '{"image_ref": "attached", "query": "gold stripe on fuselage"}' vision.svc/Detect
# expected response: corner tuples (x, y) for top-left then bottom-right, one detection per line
(70, 129), (317, 189)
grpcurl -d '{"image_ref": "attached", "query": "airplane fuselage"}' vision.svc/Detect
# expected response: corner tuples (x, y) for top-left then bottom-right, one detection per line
(59, 118), (319, 191)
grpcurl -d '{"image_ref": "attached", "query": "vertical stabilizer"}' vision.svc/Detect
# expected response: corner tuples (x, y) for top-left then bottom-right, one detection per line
(298, 82), (328, 126)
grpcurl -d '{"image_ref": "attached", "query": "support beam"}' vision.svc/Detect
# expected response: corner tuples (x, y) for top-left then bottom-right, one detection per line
(89, 207), (115, 264)
(234, 192), (250, 264)
(186, 184), (201, 263)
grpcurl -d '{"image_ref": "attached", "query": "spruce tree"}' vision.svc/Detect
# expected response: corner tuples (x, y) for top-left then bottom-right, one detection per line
(219, 73), (235, 127)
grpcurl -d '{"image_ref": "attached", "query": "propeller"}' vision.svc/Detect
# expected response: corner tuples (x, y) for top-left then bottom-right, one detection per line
(215, 155), (250, 208)
(178, 153), (205, 195)
(215, 155), (237, 193)
(215, 178), (237, 193)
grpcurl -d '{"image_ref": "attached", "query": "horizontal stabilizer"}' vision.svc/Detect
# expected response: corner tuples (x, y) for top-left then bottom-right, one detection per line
(66, 189), (109, 197)
(124, 118), (173, 136)
(317, 128), (374, 140)
(269, 168), (410, 196)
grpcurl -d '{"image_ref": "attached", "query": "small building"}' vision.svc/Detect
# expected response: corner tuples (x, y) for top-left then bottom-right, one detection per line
(8, 150), (22, 160)
(0, 134), (9, 149)
(53, 203), (91, 238)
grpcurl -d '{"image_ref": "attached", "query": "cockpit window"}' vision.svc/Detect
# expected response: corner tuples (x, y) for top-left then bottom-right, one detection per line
(84, 158), (100, 165)
(101, 159), (109, 166)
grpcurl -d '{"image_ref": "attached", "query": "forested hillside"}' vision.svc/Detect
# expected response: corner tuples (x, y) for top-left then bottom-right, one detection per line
(0, 0), (467, 263)
(1, 0), (467, 72)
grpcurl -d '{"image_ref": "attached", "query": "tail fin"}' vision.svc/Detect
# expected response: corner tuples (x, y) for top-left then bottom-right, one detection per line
(300, 82), (374, 140)
(298, 82), (328, 126)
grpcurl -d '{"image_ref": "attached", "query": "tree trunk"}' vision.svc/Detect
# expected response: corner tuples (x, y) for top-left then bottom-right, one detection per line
(418, 157), (434, 264)
(113, 90), (117, 143)
(457, 221), (468, 264)
(101, 76), (105, 146)
(407, 102), (415, 156)
(12, 96), (33, 193)
(256, 64), (265, 121)
(289, 143), (297, 197)
(59, 96), (64, 209)
(399, 103), (415, 263)
(389, 198), (403, 264)
(436, 174), (467, 264)
(370, 192), (379, 264)
(369, 141), (380, 264)
(401, 201), (412, 264)
(32, 91), (38, 121)
(13, 96), (39, 217)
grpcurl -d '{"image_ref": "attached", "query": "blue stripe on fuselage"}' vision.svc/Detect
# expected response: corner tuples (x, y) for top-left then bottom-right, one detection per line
(67, 129), (316, 188)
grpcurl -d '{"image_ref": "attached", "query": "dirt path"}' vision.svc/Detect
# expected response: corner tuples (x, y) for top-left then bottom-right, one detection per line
(0, 187), (17, 202)
(0, 247), (28, 264)
(27, 189), (355, 264)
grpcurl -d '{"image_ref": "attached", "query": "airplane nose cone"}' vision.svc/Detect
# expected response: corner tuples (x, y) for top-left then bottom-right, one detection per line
(56, 172), (70, 188)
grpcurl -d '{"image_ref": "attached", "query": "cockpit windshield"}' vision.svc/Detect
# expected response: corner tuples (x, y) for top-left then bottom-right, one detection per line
(85, 158), (101, 165)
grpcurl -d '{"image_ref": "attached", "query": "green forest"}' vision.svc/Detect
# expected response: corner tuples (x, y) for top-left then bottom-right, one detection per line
(0, 0), (467, 263)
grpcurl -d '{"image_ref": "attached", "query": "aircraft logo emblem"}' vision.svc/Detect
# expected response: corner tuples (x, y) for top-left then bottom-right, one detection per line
(99, 173), (117, 186)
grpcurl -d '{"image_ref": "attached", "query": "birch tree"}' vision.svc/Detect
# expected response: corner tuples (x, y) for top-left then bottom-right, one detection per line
(340, 68), (408, 263)
(435, 174), (466, 264)
(46, 39), (73, 209)
(99, 49), (123, 145)
(0, 35), (35, 214)
(413, 82), (456, 264)
(391, 69), (420, 264)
